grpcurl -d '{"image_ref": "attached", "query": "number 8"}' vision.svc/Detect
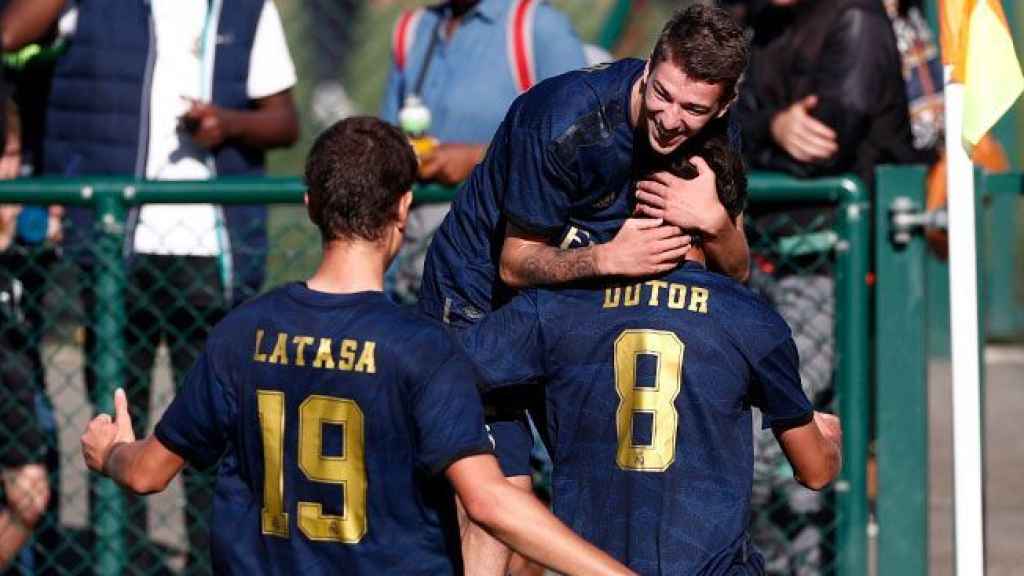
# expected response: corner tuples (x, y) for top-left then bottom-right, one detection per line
(613, 330), (684, 472)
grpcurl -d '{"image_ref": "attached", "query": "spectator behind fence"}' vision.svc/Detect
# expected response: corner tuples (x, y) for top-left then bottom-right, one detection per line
(11, 0), (299, 573)
(379, 0), (587, 304)
(732, 0), (919, 573)
(882, 0), (1010, 259)
(0, 69), (51, 571)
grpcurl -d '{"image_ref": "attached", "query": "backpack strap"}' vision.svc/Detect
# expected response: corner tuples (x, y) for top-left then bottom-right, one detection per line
(391, 7), (426, 71)
(506, 0), (539, 93)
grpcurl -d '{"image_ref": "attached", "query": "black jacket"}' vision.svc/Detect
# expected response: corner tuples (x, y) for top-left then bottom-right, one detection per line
(736, 0), (921, 187)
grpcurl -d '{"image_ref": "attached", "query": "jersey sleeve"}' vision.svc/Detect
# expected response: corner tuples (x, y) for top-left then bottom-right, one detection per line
(749, 337), (814, 430)
(457, 291), (545, 393)
(154, 336), (236, 468)
(246, 0), (297, 99)
(503, 123), (577, 238)
(409, 344), (495, 475)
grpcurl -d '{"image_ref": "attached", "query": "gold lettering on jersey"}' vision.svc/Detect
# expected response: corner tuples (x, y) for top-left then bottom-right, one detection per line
(251, 331), (378, 374)
(668, 284), (687, 309)
(355, 342), (376, 374)
(623, 283), (641, 306)
(267, 333), (290, 365)
(603, 287), (621, 308)
(253, 330), (268, 362)
(292, 336), (314, 367)
(600, 282), (711, 315)
(313, 338), (336, 369)
(645, 280), (668, 306)
(688, 286), (709, 314)
(338, 339), (357, 371)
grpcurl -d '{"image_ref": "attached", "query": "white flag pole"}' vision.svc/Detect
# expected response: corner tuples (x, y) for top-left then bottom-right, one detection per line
(943, 69), (986, 576)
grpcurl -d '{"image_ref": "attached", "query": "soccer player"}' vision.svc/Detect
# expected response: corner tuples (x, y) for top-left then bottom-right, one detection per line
(418, 5), (753, 570)
(78, 117), (635, 576)
(458, 136), (844, 574)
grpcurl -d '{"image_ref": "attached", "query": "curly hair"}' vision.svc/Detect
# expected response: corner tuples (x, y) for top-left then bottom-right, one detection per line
(650, 3), (750, 103)
(304, 116), (418, 243)
(663, 119), (748, 221)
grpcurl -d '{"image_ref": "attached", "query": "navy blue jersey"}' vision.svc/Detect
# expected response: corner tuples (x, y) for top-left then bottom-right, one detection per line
(459, 262), (813, 575)
(154, 283), (493, 575)
(419, 58), (647, 326)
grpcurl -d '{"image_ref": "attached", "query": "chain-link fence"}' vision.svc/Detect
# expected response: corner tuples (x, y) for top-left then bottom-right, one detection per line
(4, 0), (1015, 573)
(0, 174), (870, 576)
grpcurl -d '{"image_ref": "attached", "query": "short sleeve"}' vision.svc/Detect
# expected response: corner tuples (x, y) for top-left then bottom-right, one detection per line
(503, 125), (576, 237)
(409, 349), (494, 475)
(749, 337), (813, 430)
(246, 0), (298, 99)
(458, 291), (545, 392)
(154, 339), (236, 468)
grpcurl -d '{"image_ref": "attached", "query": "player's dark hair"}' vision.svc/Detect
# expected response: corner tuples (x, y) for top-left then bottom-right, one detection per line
(664, 120), (747, 220)
(650, 3), (749, 103)
(305, 116), (418, 243)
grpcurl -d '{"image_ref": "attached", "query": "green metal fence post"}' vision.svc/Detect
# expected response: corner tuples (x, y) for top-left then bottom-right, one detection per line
(983, 173), (1023, 339)
(834, 176), (871, 576)
(874, 166), (929, 576)
(90, 184), (127, 576)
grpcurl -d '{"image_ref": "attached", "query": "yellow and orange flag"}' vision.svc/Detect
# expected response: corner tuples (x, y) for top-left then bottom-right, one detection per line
(940, 0), (1024, 150)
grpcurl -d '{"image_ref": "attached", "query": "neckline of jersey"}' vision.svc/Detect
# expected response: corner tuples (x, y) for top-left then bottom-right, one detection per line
(285, 282), (389, 308)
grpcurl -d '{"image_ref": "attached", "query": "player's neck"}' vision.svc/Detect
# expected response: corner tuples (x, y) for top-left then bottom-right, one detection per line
(307, 240), (388, 294)
(685, 247), (707, 268)
(629, 73), (643, 129)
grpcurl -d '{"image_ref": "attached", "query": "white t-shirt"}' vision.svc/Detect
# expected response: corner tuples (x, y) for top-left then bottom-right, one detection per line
(133, 0), (297, 256)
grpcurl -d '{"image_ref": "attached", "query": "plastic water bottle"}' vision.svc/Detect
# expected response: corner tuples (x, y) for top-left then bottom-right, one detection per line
(397, 95), (438, 158)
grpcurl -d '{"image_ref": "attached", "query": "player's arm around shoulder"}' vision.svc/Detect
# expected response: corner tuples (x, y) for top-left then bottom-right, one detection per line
(80, 389), (185, 495)
(499, 219), (693, 288)
(446, 453), (636, 576)
(775, 411), (843, 491)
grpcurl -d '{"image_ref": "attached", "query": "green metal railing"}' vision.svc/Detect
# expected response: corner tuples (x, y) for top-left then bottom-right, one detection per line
(0, 173), (871, 575)
(747, 172), (871, 576)
(874, 166), (930, 576)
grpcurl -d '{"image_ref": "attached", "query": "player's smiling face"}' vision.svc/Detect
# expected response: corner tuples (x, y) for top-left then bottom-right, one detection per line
(641, 60), (728, 155)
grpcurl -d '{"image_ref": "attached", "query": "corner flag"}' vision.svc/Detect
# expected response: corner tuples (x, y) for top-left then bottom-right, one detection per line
(940, 0), (1023, 149)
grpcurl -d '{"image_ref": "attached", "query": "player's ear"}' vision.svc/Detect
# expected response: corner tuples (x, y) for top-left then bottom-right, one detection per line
(715, 97), (735, 119)
(716, 78), (740, 119)
(395, 189), (413, 230)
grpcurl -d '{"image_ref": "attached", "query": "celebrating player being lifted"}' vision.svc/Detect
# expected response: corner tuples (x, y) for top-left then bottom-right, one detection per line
(459, 132), (844, 574)
(79, 117), (635, 576)
(417, 4), (753, 570)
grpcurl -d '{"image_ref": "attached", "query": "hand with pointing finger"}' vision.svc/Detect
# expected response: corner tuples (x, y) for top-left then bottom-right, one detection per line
(770, 95), (839, 163)
(81, 388), (136, 475)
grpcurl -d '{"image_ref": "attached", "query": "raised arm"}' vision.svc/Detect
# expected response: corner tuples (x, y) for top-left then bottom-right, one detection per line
(774, 411), (843, 490)
(448, 454), (636, 576)
(499, 220), (692, 288)
(81, 389), (186, 495)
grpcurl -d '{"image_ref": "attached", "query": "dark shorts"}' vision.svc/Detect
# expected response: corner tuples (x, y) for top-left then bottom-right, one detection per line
(418, 295), (534, 478)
